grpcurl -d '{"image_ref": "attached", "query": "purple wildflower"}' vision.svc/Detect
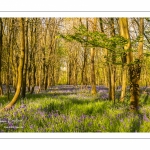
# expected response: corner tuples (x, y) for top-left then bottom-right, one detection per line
(8, 122), (14, 128)
(61, 114), (67, 120)
(99, 92), (108, 100)
(117, 114), (121, 118)
(48, 113), (52, 118)
(143, 114), (149, 122)
(20, 104), (26, 109)
(38, 111), (45, 117)
(2, 118), (8, 123)
(78, 119), (82, 123)
(30, 125), (33, 129)
(88, 122), (92, 127)
(54, 113), (59, 117)
(80, 114), (86, 119)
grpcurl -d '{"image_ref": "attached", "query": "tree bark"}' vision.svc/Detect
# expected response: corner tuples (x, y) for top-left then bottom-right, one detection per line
(4, 18), (25, 110)
(30, 64), (36, 94)
(130, 18), (144, 111)
(119, 18), (131, 102)
(91, 47), (97, 94)
(81, 18), (88, 86)
(0, 18), (3, 96)
(30, 19), (37, 94)
(91, 18), (97, 94)
(44, 65), (49, 90)
(21, 18), (29, 98)
(108, 18), (116, 102)
(129, 63), (141, 110)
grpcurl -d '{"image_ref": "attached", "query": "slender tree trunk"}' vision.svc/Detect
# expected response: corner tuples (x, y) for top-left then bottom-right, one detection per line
(30, 64), (36, 94)
(51, 65), (55, 86)
(108, 64), (116, 102)
(6, 49), (10, 101)
(14, 49), (19, 91)
(4, 18), (25, 110)
(44, 65), (49, 90)
(91, 18), (97, 94)
(67, 62), (69, 84)
(0, 18), (3, 96)
(99, 18), (109, 88)
(10, 19), (17, 92)
(37, 64), (42, 93)
(81, 18), (88, 86)
(30, 19), (37, 94)
(82, 47), (88, 85)
(68, 58), (72, 85)
(27, 64), (31, 92)
(91, 47), (97, 94)
(21, 18), (29, 98)
(119, 18), (132, 102)
(108, 18), (116, 102)
(120, 59), (127, 102)
(74, 49), (78, 86)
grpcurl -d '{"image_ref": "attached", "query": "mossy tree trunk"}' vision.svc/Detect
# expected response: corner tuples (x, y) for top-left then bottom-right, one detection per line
(0, 18), (3, 96)
(6, 19), (12, 100)
(130, 18), (144, 111)
(129, 63), (141, 110)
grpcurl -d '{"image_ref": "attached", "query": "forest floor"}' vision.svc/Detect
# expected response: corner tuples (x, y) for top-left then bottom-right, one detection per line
(0, 85), (150, 132)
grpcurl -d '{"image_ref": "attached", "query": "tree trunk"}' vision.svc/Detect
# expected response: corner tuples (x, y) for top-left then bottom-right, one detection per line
(129, 63), (141, 110)
(27, 64), (31, 92)
(108, 18), (116, 102)
(0, 18), (3, 96)
(6, 49), (10, 101)
(91, 18), (97, 94)
(130, 18), (144, 111)
(4, 18), (25, 110)
(30, 19), (37, 94)
(81, 47), (88, 85)
(119, 18), (131, 102)
(30, 63), (36, 94)
(120, 61), (127, 102)
(74, 50), (78, 86)
(91, 47), (97, 94)
(81, 18), (88, 86)
(21, 18), (29, 98)
(68, 58), (72, 85)
(44, 65), (49, 90)
(108, 63), (116, 102)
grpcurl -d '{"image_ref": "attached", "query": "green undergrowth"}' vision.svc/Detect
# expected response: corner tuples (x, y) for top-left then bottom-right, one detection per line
(0, 92), (150, 132)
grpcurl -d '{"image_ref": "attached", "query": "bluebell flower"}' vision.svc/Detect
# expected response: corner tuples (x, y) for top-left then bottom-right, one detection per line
(143, 114), (149, 122)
